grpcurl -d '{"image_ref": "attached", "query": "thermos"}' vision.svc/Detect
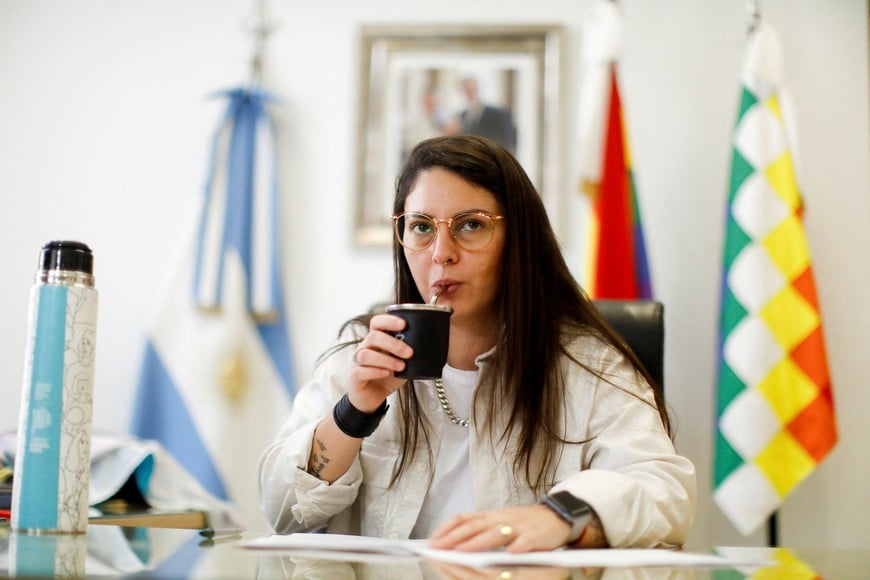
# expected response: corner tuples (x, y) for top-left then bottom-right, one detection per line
(12, 241), (98, 533)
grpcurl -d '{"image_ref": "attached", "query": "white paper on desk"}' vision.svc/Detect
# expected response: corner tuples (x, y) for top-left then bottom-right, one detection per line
(241, 534), (759, 568)
(240, 533), (424, 556)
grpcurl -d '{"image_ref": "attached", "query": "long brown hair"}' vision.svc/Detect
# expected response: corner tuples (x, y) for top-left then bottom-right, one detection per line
(379, 135), (670, 488)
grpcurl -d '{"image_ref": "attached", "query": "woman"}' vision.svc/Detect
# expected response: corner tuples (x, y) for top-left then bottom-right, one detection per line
(258, 135), (696, 552)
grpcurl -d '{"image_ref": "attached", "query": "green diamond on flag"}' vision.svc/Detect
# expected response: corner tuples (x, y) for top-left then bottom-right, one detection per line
(714, 20), (837, 536)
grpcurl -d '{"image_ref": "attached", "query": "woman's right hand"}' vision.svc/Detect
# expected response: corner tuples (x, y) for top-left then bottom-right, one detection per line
(347, 314), (412, 412)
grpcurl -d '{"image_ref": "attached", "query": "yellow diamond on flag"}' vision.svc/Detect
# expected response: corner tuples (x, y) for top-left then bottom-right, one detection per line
(765, 148), (801, 211)
(765, 93), (783, 122)
(760, 286), (819, 350)
(755, 547), (821, 578)
(758, 358), (819, 423)
(763, 213), (811, 280)
(756, 431), (816, 496)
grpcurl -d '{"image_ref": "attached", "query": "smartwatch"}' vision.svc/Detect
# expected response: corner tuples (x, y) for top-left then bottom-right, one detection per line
(539, 490), (593, 544)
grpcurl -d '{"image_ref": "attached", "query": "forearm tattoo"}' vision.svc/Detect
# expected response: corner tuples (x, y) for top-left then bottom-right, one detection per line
(308, 438), (331, 478)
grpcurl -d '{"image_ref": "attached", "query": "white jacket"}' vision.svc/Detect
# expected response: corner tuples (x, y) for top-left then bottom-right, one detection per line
(258, 330), (696, 548)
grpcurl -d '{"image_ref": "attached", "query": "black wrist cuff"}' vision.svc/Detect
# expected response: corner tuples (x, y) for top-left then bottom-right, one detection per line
(332, 394), (389, 438)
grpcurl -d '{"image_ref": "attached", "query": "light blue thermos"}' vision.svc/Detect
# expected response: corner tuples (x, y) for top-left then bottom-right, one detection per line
(12, 241), (98, 533)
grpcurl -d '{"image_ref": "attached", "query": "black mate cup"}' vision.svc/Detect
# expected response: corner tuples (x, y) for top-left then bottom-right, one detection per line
(385, 303), (453, 379)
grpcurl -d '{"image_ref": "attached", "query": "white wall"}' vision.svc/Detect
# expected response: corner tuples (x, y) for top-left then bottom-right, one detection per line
(0, 0), (867, 550)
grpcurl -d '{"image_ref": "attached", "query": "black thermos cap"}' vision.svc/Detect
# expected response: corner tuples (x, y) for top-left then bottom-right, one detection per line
(39, 240), (94, 274)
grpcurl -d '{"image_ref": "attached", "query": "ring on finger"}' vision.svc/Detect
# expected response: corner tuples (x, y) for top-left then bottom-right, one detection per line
(496, 523), (515, 543)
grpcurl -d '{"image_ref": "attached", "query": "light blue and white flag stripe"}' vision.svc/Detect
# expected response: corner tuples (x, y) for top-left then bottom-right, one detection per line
(195, 89), (282, 319)
(132, 88), (294, 530)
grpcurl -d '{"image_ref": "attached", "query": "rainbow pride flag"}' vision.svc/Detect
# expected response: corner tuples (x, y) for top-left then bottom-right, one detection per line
(714, 21), (837, 536)
(577, 1), (652, 299)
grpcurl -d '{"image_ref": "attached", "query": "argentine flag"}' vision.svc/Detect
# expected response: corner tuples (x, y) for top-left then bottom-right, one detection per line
(131, 88), (295, 531)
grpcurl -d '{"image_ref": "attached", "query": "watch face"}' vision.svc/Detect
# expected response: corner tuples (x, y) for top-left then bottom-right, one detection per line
(549, 491), (592, 518)
(543, 491), (593, 544)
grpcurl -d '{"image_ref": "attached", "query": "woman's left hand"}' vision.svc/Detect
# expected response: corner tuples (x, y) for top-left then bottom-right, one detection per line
(428, 505), (571, 553)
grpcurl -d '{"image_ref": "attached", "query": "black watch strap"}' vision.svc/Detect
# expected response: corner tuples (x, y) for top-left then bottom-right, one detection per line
(539, 491), (593, 544)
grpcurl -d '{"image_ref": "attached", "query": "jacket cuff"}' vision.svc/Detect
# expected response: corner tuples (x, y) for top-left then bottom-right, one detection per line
(290, 460), (362, 527)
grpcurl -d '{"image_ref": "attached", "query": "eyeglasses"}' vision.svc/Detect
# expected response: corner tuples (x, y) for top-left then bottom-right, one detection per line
(392, 211), (505, 251)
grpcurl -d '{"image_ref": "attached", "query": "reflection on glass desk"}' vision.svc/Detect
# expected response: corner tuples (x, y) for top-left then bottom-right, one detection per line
(0, 525), (868, 579)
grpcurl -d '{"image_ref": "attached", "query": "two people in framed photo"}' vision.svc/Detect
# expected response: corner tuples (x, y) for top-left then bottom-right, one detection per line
(401, 72), (518, 162)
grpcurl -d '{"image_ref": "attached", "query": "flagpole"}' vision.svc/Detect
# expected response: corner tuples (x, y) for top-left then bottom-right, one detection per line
(246, 0), (275, 89)
(767, 513), (778, 547)
(746, 0), (761, 34)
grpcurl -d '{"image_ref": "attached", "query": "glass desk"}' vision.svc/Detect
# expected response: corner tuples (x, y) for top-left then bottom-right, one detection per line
(1, 524), (867, 579)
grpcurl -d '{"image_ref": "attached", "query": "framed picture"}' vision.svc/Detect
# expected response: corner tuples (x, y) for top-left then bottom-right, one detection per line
(354, 24), (563, 246)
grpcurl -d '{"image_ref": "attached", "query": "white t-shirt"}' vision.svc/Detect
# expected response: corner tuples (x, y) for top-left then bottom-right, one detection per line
(410, 364), (477, 539)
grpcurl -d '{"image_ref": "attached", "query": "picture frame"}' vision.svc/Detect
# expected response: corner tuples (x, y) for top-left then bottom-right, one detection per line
(354, 24), (563, 246)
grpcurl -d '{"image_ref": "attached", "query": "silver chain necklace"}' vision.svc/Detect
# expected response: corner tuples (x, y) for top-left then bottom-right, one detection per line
(434, 379), (469, 427)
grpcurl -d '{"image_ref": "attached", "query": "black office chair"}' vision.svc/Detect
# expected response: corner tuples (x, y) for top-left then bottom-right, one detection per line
(592, 300), (664, 395)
